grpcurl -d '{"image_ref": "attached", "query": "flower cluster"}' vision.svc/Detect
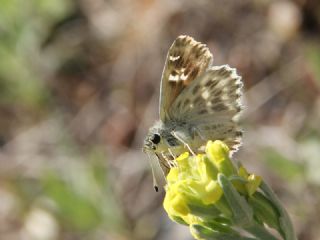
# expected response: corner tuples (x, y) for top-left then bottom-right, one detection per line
(163, 141), (296, 240)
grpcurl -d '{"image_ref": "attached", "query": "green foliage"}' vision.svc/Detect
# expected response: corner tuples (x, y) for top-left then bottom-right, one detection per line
(0, 0), (73, 107)
(263, 148), (304, 179)
(44, 173), (103, 231)
(305, 43), (320, 86)
(41, 148), (124, 232)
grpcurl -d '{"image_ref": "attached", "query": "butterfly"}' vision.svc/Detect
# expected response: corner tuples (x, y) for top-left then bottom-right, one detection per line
(143, 35), (243, 191)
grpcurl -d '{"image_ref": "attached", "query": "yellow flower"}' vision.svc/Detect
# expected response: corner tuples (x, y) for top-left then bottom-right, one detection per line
(164, 141), (231, 225)
(234, 165), (262, 196)
(206, 140), (236, 177)
(162, 140), (295, 240)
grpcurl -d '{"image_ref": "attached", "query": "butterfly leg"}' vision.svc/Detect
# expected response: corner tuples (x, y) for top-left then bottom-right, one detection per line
(168, 148), (178, 165)
(192, 126), (206, 140)
(161, 152), (175, 168)
(171, 130), (196, 156)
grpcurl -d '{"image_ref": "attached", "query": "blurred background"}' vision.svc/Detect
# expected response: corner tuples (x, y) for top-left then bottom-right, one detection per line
(0, 0), (319, 239)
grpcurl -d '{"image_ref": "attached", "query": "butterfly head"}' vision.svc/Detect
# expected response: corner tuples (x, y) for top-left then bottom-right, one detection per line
(143, 126), (167, 192)
(143, 129), (162, 153)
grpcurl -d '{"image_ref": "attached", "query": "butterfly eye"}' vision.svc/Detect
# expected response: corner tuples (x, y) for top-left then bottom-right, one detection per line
(150, 134), (161, 144)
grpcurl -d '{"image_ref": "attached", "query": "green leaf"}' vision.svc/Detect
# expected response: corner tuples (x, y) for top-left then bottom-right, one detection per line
(188, 202), (221, 219)
(248, 192), (281, 232)
(218, 174), (253, 226)
(260, 181), (297, 240)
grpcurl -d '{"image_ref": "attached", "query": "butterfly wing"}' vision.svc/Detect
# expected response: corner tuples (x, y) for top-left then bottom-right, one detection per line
(159, 35), (213, 122)
(170, 65), (243, 152)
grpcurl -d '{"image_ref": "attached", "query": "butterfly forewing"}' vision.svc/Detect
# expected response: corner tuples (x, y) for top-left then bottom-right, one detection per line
(159, 35), (213, 122)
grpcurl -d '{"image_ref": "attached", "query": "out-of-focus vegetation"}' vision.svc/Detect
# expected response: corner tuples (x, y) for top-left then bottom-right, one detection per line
(0, 0), (319, 239)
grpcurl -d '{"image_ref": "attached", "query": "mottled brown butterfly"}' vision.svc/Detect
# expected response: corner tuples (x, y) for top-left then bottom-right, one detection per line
(143, 36), (243, 191)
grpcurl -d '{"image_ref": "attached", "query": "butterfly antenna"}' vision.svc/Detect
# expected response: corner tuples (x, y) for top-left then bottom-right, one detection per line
(146, 152), (159, 192)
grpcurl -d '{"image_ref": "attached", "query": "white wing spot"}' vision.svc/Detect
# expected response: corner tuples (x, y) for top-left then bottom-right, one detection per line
(201, 90), (210, 99)
(181, 74), (188, 80)
(169, 55), (181, 61)
(169, 74), (179, 82)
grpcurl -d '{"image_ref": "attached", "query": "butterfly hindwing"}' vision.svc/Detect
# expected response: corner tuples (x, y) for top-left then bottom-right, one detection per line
(159, 35), (213, 122)
(170, 65), (243, 152)
(171, 65), (242, 122)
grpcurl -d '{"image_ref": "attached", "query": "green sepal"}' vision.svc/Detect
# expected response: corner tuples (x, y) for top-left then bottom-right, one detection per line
(210, 216), (232, 225)
(203, 219), (236, 234)
(191, 224), (257, 240)
(229, 175), (248, 183)
(211, 196), (233, 218)
(188, 202), (221, 220)
(244, 222), (280, 240)
(171, 215), (189, 226)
